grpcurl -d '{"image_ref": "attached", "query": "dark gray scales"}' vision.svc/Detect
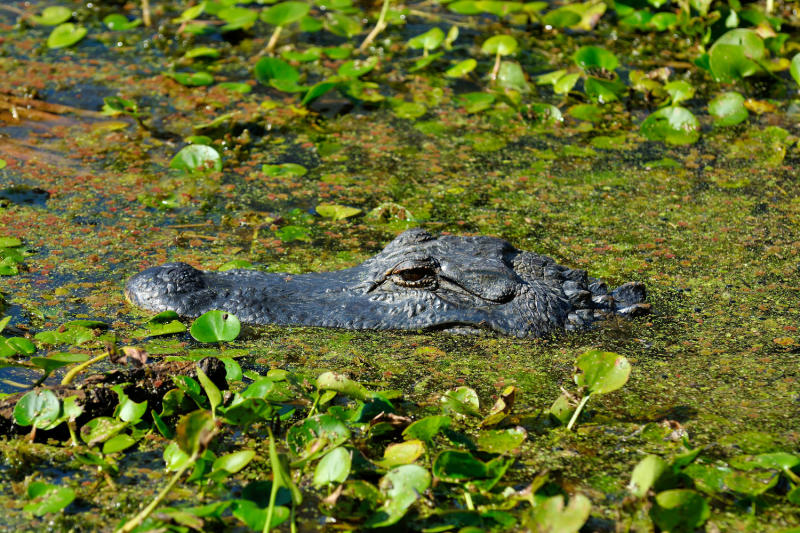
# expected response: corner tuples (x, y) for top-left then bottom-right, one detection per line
(125, 228), (650, 338)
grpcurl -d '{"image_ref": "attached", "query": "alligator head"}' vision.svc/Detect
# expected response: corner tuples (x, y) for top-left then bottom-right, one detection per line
(125, 228), (650, 337)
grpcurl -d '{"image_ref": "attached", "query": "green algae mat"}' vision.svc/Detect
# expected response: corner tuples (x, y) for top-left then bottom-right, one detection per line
(1, 0), (800, 530)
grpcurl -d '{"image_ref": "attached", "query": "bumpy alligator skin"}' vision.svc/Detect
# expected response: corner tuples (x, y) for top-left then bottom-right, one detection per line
(125, 228), (650, 337)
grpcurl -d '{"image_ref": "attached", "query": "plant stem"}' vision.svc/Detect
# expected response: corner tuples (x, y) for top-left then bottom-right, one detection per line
(566, 395), (591, 431)
(766, 0), (773, 14)
(464, 489), (475, 511)
(264, 426), (280, 533)
(62, 351), (110, 386)
(358, 0), (392, 54)
(491, 50), (502, 82)
(118, 450), (199, 533)
(265, 25), (283, 55)
(142, 0), (151, 27)
(290, 500), (297, 533)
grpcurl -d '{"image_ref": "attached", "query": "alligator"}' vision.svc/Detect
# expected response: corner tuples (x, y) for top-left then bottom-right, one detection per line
(125, 228), (650, 338)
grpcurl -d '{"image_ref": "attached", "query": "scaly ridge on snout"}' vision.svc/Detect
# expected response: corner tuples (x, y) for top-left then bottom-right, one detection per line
(125, 228), (650, 337)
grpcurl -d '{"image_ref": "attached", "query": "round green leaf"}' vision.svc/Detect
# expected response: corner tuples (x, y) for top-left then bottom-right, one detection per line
(103, 14), (142, 30)
(640, 106), (700, 145)
(709, 44), (761, 83)
(6, 337), (36, 355)
(441, 386), (481, 417)
(574, 45), (618, 70)
(628, 455), (670, 498)
(219, 259), (254, 271)
(0, 160), (6, 170)
(448, 0), (481, 14)
(708, 92), (748, 126)
(574, 349), (631, 395)
(216, 82), (252, 93)
(13, 390), (60, 428)
(0, 237), (21, 247)
(569, 103), (605, 122)
(481, 35), (518, 56)
(33, 6), (72, 26)
(316, 205), (363, 221)
(365, 465), (431, 528)
(529, 494), (591, 533)
(724, 471), (779, 496)
(338, 56), (378, 78)
(170, 145), (222, 173)
(314, 446), (352, 486)
(190, 310), (241, 342)
(408, 28), (445, 52)
(102, 434), (137, 454)
(262, 163), (307, 177)
(316, 372), (368, 400)
(791, 53), (800, 85)
(403, 415), (451, 441)
(476, 427), (526, 453)
(218, 7), (258, 31)
(169, 71), (215, 86)
(373, 440), (425, 469)
(262, 1), (311, 26)
(30, 353), (90, 372)
(711, 29), (765, 60)
(445, 59), (477, 78)
(663, 80), (695, 106)
(650, 490), (710, 532)
(254, 57), (300, 85)
(325, 12), (362, 38)
(457, 92), (495, 114)
(176, 409), (217, 455)
(393, 102), (427, 119)
(47, 23), (87, 49)
(22, 485), (76, 516)
(433, 450), (487, 481)
(542, 7), (581, 28)
(213, 450), (256, 474)
(185, 46), (220, 59)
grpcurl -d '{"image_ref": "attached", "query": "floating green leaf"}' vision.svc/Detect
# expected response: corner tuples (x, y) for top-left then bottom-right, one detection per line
(641, 106), (700, 145)
(628, 455), (671, 498)
(47, 23), (87, 49)
(441, 386), (481, 417)
(482, 35), (518, 56)
(262, 2), (311, 26)
(316, 205), (363, 221)
(254, 57), (300, 85)
(169, 71), (215, 86)
(445, 59), (477, 78)
(650, 490), (710, 532)
(23, 483), (76, 516)
(338, 56), (379, 78)
(103, 14), (142, 30)
(408, 28), (446, 52)
(314, 446), (351, 486)
(190, 310), (241, 343)
(365, 465), (431, 527)
(709, 92), (748, 126)
(170, 145), (222, 173)
(528, 494), (591, 533)
(373, 440), (425, 469)
(403, 415), (451, 442)
(664, 80), (695, 106)
(33, 6), (73, 26)
(13, 390), (60, 428)
(574, 46), (618, 70)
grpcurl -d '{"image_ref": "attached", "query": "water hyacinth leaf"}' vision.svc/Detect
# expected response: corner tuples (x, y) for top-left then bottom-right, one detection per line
(6, 337), (36, 355)
(301, 81), (338, 106)
(441, 386), (481, 417)
(142, 310), (187, 336)
(262, 163), (308, 177)
(173, 376), (208, 408)
(574, 46), (618, 70)
(477, 427), (526, 453)
(574, 350), (631, 395)
(169, 71), (215, 86)
(254, 57), (300, 85)
(13, 390), (60, 428)
(221, 397), (274, 425)
(170, 145), (222, 173)
(477, 1), (523, 17)
(325, 12), (362, 38)
(584, 76), (626, 103)
(664, 80), (695, 105)
(393, 102), (427, 119)
(403, 415), (451, 442)
(628, 455), (670, 498)
(287, 414), (351, 456)
(650, 490), (710, 532)
(262, 1), (311, 26)
(641, 106), (700, 145)
(724, 471), (779, 496)
(433, 450), (487, 480)
(30, 353), (90, 372)
(497, 61), (530, 92)
(219, 260), (254, 271)
(709, 92), (748, 126)
(196, 366), (222, 417)
(339, 56), (379, 78)
(276, 225), (311, 242)
(650, 12), (677, 30)
(218, 7), (259, 31)
(212, 450), (256, 475)
(232, 499), (290, 530)
(40, 395), (83, 431)
(282, 48), (323, 62)
(374, 440), (425, 469)
(176, 409), (217, 455)
(0, 237), (21, 247)
(409, 53), (443, 73)
(711, 29), (765, 60)
(0, 159), (6, 170)
(185, 46), (220, 59)
(366, 465), (431, 527)
(528, 494), (591, 533)
(314, 446), (352, 486)
(23, 483), (76, 516)
(542, 7), (581, 28)
(47, 23), (88, 49)
(709, 44), (761, 83)
(316, 205), (363, 221)
(449, 0), (482, 14)
(482, 35), (518, 56)
(173, 1), (206, 23)
(458, 92), (495, 113)
(80, 417), (128, 445)
(569, 103), (604, 122)
(103, 14), (142, 30)
(118, 396), (148, 423)
(445, 59), (477, 78)
(102, 434), (137, 454)
(553, 72), (580, 95)
(735, 452), (800, 476)
(324, 46), (352, 60)
(791, 54), (800, 85)
(316, 372), (368, 401)
(190, 310), (241, 342)
(319, 479), (380, 519)
(32, 6), (73, 26)
(408, 28), (446, 52)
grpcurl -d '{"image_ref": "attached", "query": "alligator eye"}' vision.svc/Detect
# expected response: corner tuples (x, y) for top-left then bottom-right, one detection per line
(400, 268), (429, 282)
(391, 266), (436, 288)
